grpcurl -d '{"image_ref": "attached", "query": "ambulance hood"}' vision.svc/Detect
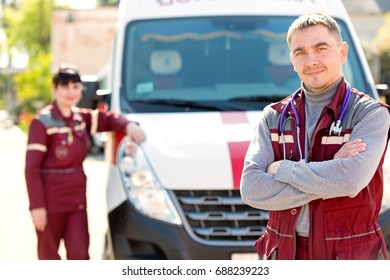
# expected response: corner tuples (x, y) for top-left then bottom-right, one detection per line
(128, 111), (261, 190)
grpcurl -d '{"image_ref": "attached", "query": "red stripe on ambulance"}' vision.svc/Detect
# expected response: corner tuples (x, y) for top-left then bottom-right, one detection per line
(221, 112), (250, 189)
(220, 111), (249, 124)
(227, 141), (250, 189)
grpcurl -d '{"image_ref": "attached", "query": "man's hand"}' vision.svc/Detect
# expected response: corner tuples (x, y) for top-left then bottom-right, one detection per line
(267, 160), (282, 176)
(31, 207), (47, 232)
(334, 138), (366, 159)
(266, 139), (366, 176)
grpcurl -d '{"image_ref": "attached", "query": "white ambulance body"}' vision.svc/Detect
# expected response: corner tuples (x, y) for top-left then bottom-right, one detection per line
(103, 0), (382, 259)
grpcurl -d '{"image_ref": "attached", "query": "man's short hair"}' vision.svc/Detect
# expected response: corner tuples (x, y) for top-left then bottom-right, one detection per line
(287, 12), (342, 46)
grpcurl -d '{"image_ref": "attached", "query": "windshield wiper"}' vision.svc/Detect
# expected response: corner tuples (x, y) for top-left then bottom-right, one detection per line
(132, 99), (228, 111)
(229, 95), (283, 102)
(132, 98), (270, 111)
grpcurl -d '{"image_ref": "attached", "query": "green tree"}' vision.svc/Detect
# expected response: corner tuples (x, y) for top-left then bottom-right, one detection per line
(14, 51), (52, 112)
(2, 0), (54, 116)
(374, 12), (390, 84)
(5, 0), (53, 55)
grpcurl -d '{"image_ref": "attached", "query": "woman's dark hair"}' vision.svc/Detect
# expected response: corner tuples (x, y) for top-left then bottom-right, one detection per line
(52, 64), (82, 88)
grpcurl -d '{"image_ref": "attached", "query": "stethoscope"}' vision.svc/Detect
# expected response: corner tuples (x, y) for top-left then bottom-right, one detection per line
(279, 84), (352, 160)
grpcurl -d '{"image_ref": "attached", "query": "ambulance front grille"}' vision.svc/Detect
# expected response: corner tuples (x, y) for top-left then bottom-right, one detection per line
(172, 190), (268, 245)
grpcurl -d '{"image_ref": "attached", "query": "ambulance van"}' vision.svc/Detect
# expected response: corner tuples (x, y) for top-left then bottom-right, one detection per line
(103, 0), (390, 259)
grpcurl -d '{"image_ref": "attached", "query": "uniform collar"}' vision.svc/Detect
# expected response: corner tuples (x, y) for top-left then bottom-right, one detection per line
(271, 77), (348, 116)
(323, 78), (348, 119)
(51, 101), (74, 121)
(271, 88), (304, 113)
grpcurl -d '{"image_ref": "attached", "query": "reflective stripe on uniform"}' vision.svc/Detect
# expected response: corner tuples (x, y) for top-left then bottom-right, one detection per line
(321, 133), (350, 145)
(46, 123), (86, 135)
(270, 133), (294, 144)
(266, 225), (294, 238)
(27, 143), (47, 152)
(47, 126), (70, 135)
(325, 228), (380, 241)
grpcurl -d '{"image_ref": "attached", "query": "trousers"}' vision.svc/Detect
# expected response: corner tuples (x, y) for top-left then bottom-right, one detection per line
(36, 209), (89, 260)
(295, 235), (309, 260)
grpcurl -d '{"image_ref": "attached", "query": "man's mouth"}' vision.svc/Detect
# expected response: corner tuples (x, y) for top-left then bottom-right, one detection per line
(305, 68), (324, 76)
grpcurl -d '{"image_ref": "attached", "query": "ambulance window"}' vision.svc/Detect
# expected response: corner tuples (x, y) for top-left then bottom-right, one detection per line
(121, 16), (371, 112)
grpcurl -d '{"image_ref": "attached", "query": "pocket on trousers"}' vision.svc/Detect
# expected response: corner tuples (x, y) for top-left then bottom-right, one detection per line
(254, 231), (279, 260)
(335, 235), (383, 260)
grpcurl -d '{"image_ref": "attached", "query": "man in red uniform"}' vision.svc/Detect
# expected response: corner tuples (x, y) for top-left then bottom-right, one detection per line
(25, 65), (146, 260)
(240, 13), (389, 259)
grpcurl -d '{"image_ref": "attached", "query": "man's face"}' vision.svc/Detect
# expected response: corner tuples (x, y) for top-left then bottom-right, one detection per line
(289, 24), (348, 93)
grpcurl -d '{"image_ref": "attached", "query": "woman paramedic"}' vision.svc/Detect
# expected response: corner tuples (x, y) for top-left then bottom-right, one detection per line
(25, 65), (146, 260)
(240, 12), (390, 259)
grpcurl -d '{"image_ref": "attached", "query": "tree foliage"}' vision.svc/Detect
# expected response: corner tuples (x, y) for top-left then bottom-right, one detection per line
(1, 0), (118, 115)
(14, 51), (52, 112)
(374, 12), (390, 83)
(6, 0), (53, 54)
(2, 0), (54, 114)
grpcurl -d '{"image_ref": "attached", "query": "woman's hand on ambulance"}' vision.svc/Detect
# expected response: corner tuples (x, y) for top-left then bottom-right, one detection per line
(31, 207), (47, 232)
(333, 139), (366, 159)
(126, 122), (146, 144)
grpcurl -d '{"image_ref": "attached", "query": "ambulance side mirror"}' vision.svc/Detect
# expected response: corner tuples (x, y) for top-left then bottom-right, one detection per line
(96, 89), (112, 111)
(376, 84), (390, 105)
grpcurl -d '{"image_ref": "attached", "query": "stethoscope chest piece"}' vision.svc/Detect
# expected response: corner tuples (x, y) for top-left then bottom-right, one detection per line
(279, 83), (352, 158)
(329, 120), (342, 136)
(328, 84), (352, 136)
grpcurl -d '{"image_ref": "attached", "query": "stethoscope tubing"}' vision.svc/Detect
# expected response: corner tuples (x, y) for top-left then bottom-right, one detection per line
(338, 84), (352, 122)
(279, 88), (301, 132)
(279, 84), (352, 133)
(278, 83), (352, 160)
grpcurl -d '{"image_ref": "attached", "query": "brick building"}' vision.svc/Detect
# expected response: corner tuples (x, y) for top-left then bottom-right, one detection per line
(51, 7), (117, 76)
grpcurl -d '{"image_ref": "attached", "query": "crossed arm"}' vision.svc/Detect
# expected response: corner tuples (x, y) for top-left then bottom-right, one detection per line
(267, 139), (366, 175)
(240, 106), (389, 210)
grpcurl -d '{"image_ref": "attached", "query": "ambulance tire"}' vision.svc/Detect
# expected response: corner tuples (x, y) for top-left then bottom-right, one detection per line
(102, 233), (114, 260)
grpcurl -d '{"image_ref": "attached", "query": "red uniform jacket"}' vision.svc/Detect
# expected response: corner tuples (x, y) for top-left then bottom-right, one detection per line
(25, 101), (130, 213)
(254, 80), (390, 260)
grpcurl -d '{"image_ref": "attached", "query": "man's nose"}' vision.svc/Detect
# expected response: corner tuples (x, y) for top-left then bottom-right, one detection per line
(305, 51), (318, 66)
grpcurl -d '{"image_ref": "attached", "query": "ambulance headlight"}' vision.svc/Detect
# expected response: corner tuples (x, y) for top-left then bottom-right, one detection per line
(117, 138), (182, 225)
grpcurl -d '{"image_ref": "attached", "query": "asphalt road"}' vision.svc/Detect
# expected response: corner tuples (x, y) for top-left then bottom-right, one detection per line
(0, 122), (108, 260)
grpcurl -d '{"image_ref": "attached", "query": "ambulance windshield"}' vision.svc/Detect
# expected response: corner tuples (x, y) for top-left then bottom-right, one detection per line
(121, 16), (369, 112)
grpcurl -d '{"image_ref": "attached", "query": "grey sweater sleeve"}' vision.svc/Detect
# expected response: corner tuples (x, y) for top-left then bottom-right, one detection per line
(275, 106), (390, 199)
(240, 114), (320, 211)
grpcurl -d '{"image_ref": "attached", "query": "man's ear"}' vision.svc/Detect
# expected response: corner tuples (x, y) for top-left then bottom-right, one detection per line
(340, 41), (349, 63)
(290, 53), (297, 72)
